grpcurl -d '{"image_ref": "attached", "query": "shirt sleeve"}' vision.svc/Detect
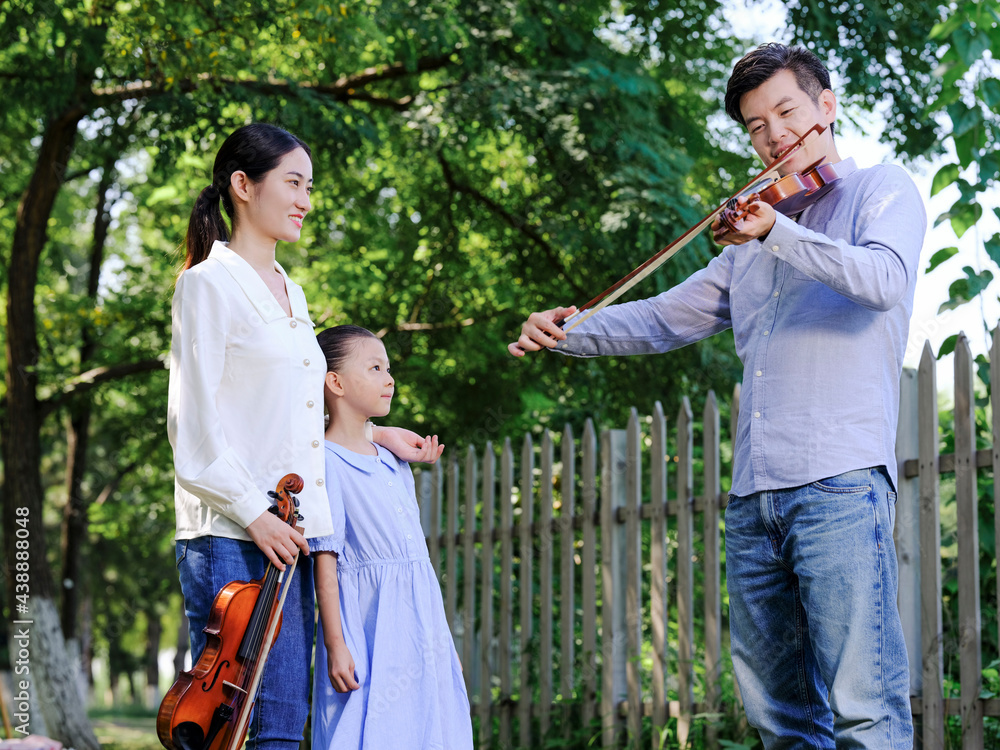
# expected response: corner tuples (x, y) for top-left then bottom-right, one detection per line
(555, 250), (736, 358)
(310, 455), (346, 554)
(764, 165), (925, 312)
(166, 270), (272, 529)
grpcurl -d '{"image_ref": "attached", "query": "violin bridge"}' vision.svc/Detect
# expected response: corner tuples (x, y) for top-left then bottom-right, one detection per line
(222, 680), (248, 696)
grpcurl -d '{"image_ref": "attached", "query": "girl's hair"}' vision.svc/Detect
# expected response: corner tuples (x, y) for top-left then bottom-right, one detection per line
(184, 123), (312, 269)
(317, 325), (379, 373)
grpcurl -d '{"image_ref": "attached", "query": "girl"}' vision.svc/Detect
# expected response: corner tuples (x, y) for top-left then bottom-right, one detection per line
(311, 325), (473, 749)
(167, 123), (442, 750)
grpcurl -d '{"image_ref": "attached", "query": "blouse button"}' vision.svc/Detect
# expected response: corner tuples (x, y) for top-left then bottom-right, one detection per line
(289, 320), (298, 328)
(406, 534), (413, 540)
(312, 440), (320, 448)
(316, 478), (325, 486)
(307, 400), (315, 408)
(303, 359), (311, 366)
(388, 481), (393, 487)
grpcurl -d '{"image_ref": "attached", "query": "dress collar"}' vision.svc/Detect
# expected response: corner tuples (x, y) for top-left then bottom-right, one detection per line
(207, 241), (313, 325)
(325, 440), (400, 475)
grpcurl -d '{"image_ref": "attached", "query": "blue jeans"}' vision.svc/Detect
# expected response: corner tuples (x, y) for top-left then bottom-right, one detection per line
(725, 467), (912, 749)
(175, 536), (315, 750)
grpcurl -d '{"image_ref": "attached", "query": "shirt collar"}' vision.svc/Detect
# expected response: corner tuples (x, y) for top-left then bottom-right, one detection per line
(208, 241), (313, 325)
(325, 440), (401, 475)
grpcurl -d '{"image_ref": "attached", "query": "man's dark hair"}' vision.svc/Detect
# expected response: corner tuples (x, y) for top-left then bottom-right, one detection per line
(724, 43), (834, 133)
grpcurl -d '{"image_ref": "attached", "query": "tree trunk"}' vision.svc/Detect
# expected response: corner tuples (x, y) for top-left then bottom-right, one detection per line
(0, 99), (100, 750)
(173, 612), (189, 677)
(61, 165), (114, 642)
(145, 614), (162, 708)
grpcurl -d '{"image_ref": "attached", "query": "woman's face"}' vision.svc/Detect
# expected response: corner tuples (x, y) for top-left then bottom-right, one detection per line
(237, 147), (313, 243)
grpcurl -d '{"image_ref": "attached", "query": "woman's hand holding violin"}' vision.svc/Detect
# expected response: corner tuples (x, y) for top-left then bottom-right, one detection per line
(246, 508), (310, 571)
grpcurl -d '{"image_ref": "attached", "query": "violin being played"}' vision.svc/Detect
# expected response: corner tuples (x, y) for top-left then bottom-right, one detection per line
(157, 474), (305, 750)
(712, 156), (845, 241)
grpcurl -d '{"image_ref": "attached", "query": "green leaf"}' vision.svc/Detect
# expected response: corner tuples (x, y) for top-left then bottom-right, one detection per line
(941, 266), (994, 313)
(937, 334), (959, 357)
(947, 102), (984, 140)
(927, 246), (959, 272)
(980, 78), (1000, 108)
(954, 127), (987, 169)
(953, 25), (992, 66)
(950, 201), (984, 237)
(929, 13), (966, 41)
(985, 233), (1000, 267)
(931, 163), (960, 196)
(980, 151), (1000, 184)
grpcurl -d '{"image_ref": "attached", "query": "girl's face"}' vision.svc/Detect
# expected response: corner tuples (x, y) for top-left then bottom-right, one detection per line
(328, 337), (395, 420)
(234, 147), (313, 243)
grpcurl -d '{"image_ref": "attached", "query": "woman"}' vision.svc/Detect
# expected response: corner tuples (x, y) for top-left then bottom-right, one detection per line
(166, 123), (441, 749)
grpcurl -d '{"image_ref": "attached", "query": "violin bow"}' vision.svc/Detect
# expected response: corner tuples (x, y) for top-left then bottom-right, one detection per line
(562, 123), (825, 333)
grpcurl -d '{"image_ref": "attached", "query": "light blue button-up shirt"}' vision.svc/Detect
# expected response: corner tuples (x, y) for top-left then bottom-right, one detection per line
(556, 159), (926, 495)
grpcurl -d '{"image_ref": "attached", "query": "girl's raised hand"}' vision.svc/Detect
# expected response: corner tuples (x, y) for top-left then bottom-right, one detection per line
(327, 638), (360, 693)
(373, 426), (445, 464)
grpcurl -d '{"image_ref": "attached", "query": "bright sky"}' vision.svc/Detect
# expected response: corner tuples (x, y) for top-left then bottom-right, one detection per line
(722, 0), (1000, 389)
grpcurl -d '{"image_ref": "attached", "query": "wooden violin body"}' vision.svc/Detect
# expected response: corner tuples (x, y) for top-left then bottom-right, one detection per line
(157, 474), (304, 750)
(716, 158), (845, 236)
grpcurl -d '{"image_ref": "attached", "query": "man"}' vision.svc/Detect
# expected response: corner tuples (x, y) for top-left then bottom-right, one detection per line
(509, 43), (923, 748)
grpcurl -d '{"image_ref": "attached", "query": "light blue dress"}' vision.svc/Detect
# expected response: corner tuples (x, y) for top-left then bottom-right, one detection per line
(311, 441), (473, 749)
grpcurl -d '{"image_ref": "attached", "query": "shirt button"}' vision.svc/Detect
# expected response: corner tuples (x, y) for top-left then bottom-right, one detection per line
(773, 291), (779, 298)
(316, 478), (324, 486)
(303, 359), (311, 366)
(307, 400), (315, 408)
(754, 411), (761, 418)
(397, 507), (403, 513)
(763, 330), (769, 336)
(312, 440), (320, 448)
(755, 370), (762, 377)
(388, 481), (393, 487)
(290, 320), (298, 328)
(406, 534), (413, 540)
(771, 245), (779, 252)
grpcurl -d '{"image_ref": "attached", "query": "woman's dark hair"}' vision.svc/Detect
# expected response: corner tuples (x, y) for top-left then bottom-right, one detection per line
(724, 43), (835, 135)
(184, 123), (311, 269)
(317, 325), (379, 373)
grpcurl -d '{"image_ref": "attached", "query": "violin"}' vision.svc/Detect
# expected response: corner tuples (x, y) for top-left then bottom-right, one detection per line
(715, 157), (844, 237)
(559, 124), (829, 334)
(157, 474), (305, 750)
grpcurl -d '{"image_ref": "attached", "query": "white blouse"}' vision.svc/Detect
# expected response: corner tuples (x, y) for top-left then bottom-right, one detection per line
(167, 241), (334, 541)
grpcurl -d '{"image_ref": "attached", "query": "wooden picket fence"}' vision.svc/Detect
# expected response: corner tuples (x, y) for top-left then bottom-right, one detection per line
(415, 331), (1000, 749)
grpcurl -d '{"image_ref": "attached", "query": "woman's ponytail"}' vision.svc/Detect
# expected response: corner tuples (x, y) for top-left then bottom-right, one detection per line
(184, 182), (230, 269)
(182, 123), (311, 270)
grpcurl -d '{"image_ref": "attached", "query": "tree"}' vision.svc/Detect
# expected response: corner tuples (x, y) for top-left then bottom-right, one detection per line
(1, 0), (747, 741)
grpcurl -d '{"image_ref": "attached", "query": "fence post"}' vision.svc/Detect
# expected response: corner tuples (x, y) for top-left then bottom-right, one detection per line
(625, 409), (643, 742)
(480, 443), (495, 748)
(446, 456), (459, 629)
(918, 341), (944, 749)
(428, 462), (442, 577)
(560, 424), (577, 732)
(677, 398), (694, 748)
(519, 434), (535, 748)
(601, 428), (628, 748)
(703, 392), (721, 750)
(895, 367), (922, 704)
(581, 420), (598, 728)
(650, 402), (668, 748)
(499, 438), (514, 746)
(991, 326), (1000, 671)
(954, 334), (983, 748)
(539, 431), (554, 736)
(464, 446), (479, 699)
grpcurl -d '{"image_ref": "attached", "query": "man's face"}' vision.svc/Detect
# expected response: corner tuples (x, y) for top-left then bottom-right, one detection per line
(739, 69), (838, 176)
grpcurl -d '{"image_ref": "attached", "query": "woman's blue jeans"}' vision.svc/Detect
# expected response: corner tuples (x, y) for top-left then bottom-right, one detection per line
(175, 536), (315, 750)
(725, 467), (913, 749)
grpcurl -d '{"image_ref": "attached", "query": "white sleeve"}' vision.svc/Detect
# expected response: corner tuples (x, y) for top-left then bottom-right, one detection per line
(166, 270), (271, 528)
